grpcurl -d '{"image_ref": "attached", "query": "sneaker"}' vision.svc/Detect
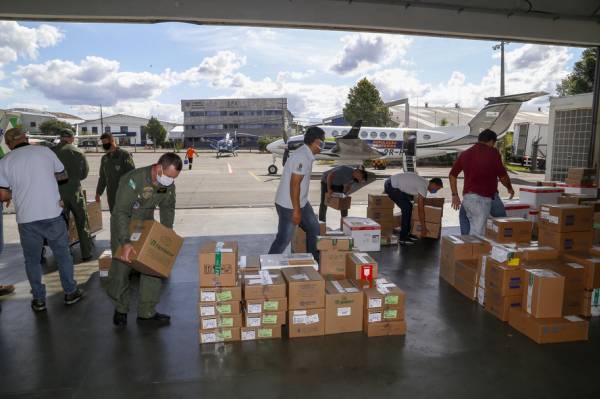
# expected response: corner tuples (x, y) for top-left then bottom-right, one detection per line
(0, 284), (15, 296)
(137, 312), (171, 326)
(64, 288), (84, 305)
(113, 310), (127, 327)
(399, 239), (415, 246)
(31, 298), (47, 312)
(407, 234), (420, 241)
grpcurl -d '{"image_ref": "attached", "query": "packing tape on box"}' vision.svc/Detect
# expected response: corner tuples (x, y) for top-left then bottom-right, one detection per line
(239, 256), (246, 268)
(479, 256), (487, 288)
(290, 273), (309, 281)
(332, 280), (345, 293)
(526, 272), (534, 315)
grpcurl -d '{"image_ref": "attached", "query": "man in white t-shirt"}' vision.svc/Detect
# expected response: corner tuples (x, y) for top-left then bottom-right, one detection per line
(268, 127), (325, 259)
(0, 128), (83, 312)
(384, 172), (443, 245)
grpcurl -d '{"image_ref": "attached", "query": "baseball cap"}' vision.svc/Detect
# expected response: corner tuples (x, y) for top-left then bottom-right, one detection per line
(59, 128), (75, 138)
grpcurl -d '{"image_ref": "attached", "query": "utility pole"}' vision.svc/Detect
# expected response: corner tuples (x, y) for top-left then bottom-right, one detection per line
(493, 41), (508, 96)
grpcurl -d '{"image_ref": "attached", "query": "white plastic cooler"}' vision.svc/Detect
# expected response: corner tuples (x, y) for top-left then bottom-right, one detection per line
(342, 217), (381, 252)
(519, 186), (564, 209)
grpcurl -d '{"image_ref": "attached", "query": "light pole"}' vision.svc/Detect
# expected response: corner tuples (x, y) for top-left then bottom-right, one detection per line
(493, 41), (508, 96)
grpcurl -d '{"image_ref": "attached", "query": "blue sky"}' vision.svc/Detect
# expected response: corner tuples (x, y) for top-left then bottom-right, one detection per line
(0, 21), (584, 123)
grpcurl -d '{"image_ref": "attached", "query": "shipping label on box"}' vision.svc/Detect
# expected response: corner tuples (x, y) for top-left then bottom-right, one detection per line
(240, 326), (282, 341)
(363, 278), (405, 311)
(115, 219), (183, 278)
(98, 249), (112, 277)
(288, 308), (325, 338)
(199, 283), (242, 302)
(197, 300), (241, 317)
(282, 267), (325, 310)
(523, 269), (565, 318)
(244, 298), (287, 313)
(200, 314), (243, 330)
(198, 327), (241, 344)
(242, 270), (286, 300)
(346, 252), (378, 281)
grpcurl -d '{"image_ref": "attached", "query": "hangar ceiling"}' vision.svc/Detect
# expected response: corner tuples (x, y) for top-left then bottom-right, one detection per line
(0, 0), (599, 46)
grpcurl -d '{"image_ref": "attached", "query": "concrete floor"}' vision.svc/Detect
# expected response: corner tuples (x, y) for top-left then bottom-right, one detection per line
(1, 224), (599, 398)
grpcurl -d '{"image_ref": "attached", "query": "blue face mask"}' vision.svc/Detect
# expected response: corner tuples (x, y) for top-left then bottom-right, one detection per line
(430, 188), (439, 194)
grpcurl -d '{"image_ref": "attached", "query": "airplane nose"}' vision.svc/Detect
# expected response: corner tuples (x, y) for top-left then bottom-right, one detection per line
(266, 141), (278, 153)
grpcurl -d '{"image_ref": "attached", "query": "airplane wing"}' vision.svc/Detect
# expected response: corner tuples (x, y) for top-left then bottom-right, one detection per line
(320, 138), (384, 161)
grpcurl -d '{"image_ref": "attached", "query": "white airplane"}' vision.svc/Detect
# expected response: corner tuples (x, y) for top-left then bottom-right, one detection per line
(265, 91), (547, 174)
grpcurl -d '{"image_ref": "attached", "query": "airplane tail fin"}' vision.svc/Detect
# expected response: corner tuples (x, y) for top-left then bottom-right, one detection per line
(341, 120), (362, 140)
(467, 91), (547, 136)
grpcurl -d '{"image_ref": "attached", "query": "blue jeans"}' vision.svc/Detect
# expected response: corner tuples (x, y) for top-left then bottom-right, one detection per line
(461, 193), (492, 236)
(384, 179), (413, 240)
(17, 215), (78, 299)
(269, 203), (321, 260)
(459, 193), (506, 234)
(0, 203), (3, 255)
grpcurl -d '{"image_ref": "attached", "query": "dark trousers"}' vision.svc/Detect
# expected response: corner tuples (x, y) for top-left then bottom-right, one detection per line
(187, 157), (193, 170)
(384, 179), (413, 240)
(318, 182), (347, 222)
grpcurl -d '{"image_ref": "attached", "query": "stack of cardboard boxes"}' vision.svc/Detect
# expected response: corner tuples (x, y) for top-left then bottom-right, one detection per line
(366, 194), (396, 242)
(439, 235), (488, 287)
(291, 222), (326, 253)
(538, 204), (593, 251)
(363, 278), (406, 336)
(317, 235), (354, 279)
(411, 198), (444, 239)
(240, 270), (287, 340)
(198, 241), (242, 344)
(562, 167), (597, 196)
(283, 266), (326, 338)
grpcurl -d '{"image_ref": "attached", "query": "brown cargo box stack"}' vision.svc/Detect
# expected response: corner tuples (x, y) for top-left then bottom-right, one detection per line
(538, 204), (593, 252)
(439, 235), (488, 286)
(240, 270), (287, 341)
(453, 260), (481, 300)
(562, 251), (600, 316)
(367, 193), (396, 239)
(508, 307), (589, 344)
(115, 220), (184, 278)
(282, 267), (326, 338)
(565, 167), (596, 186)
(198, 241), (241, 344)
(324, 279), (363, 334)
(317, 235), (354, 279)
(410, 198), (444, 239)
(291, 222), (326, 253)
(363, 278), (406, 337)
(485, 217), (532, 244)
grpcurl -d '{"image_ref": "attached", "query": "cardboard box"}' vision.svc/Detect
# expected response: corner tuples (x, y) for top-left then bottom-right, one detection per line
(411, 205), (443, 224)
(545, 261), (585, 292)
(367, 208), (395, 223)
(316, 235), (353, 251)
(292, 222), (326, 253)
(244, 298), (287, 314)
(557, 194), (596, 205)
(364, 320), (407, 337)
(368, 194), (395, 209)
(282, 267), (325, 310)
(518, 246), (559, 261)
(238, 255), (260, 275)
(582, 289), (600, 317)
(244, 310), (286, 327)
(485, 217), (532, 243)
(539, 204), (593, 232)
(346, 252), (378, 281)
(68, 200), (103, 242)
(454, 275), (478, 300)
(200, 313), (243, 330)
(242, 270), (287, 300)
(240, 326), (282, 340)
(342, 217), (381, 252)
(562, 252), (600, 289)
(319, 250), (350, 279)
(199, 327), (241, 344)
(508, 307), (588, 344)
(324, 280), (364, 334)
(198, 241), (238, 287)
(522, 269), (565, 318)
(410, 220), (441, 239)
(363, 278), (405, 312)
(288, 308), (325, 338)
(484, 287), (521, 322)
(259, 253), (318, 271)
(98, 249), (111, 278)
(439, 235), (489, 286)
(115, 220), (183, 278)
(198, 301), (241, 317)
(454, 259), (481, 287)
(327, 193), (352, 210)
(567, 167), (596, 180)
(484, 262), (523, 297)
(538, 228), (593, 252)
(199, 283), (242, 302)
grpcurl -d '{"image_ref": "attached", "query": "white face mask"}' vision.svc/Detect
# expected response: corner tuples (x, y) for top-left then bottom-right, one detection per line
(157, 167), (175, 187)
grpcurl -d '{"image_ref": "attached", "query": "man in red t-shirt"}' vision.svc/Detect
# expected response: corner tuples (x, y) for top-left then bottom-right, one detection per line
(448, 129), (514, 236)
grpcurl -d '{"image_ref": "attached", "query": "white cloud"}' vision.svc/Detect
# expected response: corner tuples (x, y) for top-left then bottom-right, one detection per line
(368, 68), (432, 102)
(17, 56), (175, 106)
(175, 51), (246, 86)
(0, 21), (63, 60)
(330, 33), (411, 75)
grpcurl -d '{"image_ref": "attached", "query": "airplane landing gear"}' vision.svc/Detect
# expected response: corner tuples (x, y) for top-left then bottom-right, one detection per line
(268, 164), (278, 175)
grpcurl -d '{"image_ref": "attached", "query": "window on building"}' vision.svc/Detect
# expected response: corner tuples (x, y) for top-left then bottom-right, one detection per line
(82, 127), (88, 133)
(205, 111), (221, 117)
(120, 126), (128, 133)
(229, 111), (238, 116)
(190, 111), (205, 117)
(30, 121), (36, 127)
(92, 126), (98, 134)
(105, 126), (111, 133)
(220, 111), (228, 116)
(264, 110), (283, 116)
(205, 124), (223, 130)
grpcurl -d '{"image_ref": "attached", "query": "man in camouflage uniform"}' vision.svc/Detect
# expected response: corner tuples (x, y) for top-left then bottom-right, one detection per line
(53, 128), (93, 261)
(107, 152), (182, 327)
(96, 133), (135, 213)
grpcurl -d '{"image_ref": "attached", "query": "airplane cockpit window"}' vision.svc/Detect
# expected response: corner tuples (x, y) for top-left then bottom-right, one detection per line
(360, 131), (368, 138)
(423, 134), (431, 140)
(370, 131), (377, 138)
(332, 130), (342, 137)
(380, 132), (387, 139)
(389, 132), (397, 139)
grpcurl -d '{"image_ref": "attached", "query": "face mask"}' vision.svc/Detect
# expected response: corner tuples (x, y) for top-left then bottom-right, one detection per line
(102, 143), (112, 151)
(430, 188), (439, 194)
(157, 167), (175, 187)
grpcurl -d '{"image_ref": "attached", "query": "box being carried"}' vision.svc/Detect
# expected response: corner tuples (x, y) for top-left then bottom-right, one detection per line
(342, 217), (381, 252)
(115, 220), (183, 278)
(327, 193), (352, 210)
(199, 241), (238, 287)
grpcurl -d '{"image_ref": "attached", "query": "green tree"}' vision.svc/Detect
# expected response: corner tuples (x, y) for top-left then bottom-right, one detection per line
(343, 78), (393, 127)
(439, 118), (449, 126)
(145, 116), (167, 147)
(39, 119), (74, 135)
(556, 48), (597, 96)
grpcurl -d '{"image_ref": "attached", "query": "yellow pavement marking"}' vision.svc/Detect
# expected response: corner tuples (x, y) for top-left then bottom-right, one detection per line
(248, 171), (263, 182)
(0, 262), (98, 301)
